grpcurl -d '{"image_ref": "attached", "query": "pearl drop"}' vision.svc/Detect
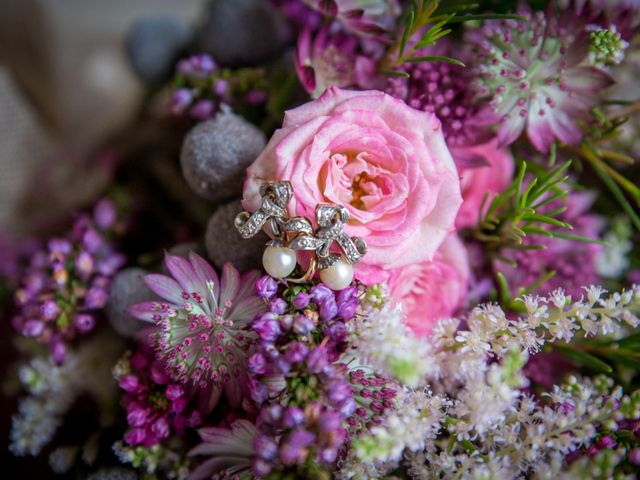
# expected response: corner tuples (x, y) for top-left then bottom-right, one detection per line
(262, 246), (297, 279)
(319, 259), (354, 291)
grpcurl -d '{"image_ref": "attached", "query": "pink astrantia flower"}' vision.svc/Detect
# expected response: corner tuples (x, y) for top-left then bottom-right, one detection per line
(242, 87), (462, 277)
(454, 139), (515, 229)
(469, 6), (614, 152)
(129, 252), (266, 409)
(386, 234), (470, 336)
(295, 23), (378, 97)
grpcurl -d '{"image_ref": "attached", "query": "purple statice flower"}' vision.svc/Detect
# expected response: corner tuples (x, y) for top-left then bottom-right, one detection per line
(129, 253), (266, 408)
(115, 344), (203, 449)
(468, 5), (614, 152)
(11, 199), (124, 363)
(498, 191), (604, 299)
(189, 419), (258, 480)
(385, 42), (492, 149)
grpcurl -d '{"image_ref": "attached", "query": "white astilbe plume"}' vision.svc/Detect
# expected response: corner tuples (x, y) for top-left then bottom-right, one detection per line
(349, 300), (435, 386)
(406, 375), (633, 479)
(10, 332), (123, 456)
(432, 285), (640, 386)
(351, 388), (448, 465)
(343, 284), (640, 478)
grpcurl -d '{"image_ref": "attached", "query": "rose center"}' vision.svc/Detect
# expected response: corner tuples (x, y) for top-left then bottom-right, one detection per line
(350, 171), (374, 210)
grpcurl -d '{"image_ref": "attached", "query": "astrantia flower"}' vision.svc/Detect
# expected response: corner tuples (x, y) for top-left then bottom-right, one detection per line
(188, 419), (257, 480)
(295, 23), (378, 97)
(469, 7), (613, 152)
(129, 253), (266, 407)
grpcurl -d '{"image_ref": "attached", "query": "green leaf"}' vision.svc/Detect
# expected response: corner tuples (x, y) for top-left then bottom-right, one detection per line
(514, 161), (527, 207)
(555, 345), (613, 373)
(592, 161), (640, 232)
(382, 70), (411, 78)
(549, 231), (608, 245)
(525, 214), (572, 229)
(399, 9), (415, 57)
(607, 352), (640, 370)
(446, 13), (525, 23)
(616, 333), (640, 349)
(405, 55), (465, 66)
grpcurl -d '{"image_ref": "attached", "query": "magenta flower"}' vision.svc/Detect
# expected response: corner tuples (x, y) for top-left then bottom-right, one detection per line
(469, 6), (613, 152)
(129, 253), (266, 407)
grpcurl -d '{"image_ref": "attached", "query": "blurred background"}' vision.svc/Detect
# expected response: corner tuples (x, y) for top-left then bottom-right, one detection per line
(0, 0), (205, 236)
(0, 1), (209, 476)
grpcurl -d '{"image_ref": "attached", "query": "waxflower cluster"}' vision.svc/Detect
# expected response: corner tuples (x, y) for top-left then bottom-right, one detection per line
(113, 344), (203, 449)
(11, 199), (124, 363)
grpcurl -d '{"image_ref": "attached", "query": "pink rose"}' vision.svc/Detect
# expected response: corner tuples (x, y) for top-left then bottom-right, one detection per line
(386, 234), (470, 336)
(243, 87), (462, 276)
(453, 139), (514, 229)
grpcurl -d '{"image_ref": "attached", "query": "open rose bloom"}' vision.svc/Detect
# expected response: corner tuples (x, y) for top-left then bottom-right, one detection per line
(243, 87), (462, 276)
(243, 87), (466, 334)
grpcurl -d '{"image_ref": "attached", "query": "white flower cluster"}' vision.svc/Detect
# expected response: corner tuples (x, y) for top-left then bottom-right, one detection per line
(10, 333), (123, 456)
(353, 388), (448, 462)
(433, 285), (640, 370)
(348, 300), (435, 386)
(345, 285), (640, 478)
(406, 376), (626, 479)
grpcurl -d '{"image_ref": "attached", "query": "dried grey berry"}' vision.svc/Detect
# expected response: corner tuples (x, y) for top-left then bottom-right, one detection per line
(196, 0), (289, 66)
(106, 268), (156, 338)
(126, 16), (191, 84)
(205, 199), (267, 272)
(180, 110), (266, 202)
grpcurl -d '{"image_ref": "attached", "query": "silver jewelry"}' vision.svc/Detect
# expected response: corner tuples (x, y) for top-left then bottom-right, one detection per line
(234, 182), (367, 288)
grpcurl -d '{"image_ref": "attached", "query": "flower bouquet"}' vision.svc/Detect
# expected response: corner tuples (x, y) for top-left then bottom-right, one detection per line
(4, 0), (640, 478)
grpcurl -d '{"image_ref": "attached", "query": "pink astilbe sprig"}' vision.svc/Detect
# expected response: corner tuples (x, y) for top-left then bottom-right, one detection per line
(469, 5), (614, 152)
(129, 253), (266, 408)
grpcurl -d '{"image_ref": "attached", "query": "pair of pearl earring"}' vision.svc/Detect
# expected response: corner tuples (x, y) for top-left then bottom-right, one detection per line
(262, 245), (354, 291)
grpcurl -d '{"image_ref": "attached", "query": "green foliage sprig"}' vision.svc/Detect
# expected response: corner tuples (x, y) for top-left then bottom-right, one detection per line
(472, 160), (589, 260)
(381, 0), (521, 77)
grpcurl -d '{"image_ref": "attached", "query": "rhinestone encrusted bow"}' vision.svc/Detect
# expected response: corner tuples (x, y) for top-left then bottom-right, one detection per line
(234, 181), (367, 282)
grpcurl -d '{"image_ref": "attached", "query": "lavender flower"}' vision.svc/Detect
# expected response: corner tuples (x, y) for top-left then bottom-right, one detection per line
(129, 253), (266, 407)
(469, 6), (613, 152)
(12, 199), (124, 362)
(245, 277), (362, 477)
